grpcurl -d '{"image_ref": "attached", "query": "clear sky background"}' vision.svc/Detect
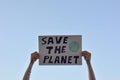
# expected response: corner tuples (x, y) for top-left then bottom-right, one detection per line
(0, 0), (120, 80)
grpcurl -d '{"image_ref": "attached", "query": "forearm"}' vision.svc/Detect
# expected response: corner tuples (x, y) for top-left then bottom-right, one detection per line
(23, 62), (34, 80)
(86, 61), (96, 80)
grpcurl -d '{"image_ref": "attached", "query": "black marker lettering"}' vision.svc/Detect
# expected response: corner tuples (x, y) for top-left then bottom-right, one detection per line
(49, 56), (53, 63)
(56, 36), (62, 44)
(48, 37), (54, 44)
(41, 37), (47, 45)
(46, 46), (53, 54)
(74, 56), (79, 64)
(54, 56), (60, 63)
(62, 46), (66, 53)
(54, 46), (61, 54)
(61, 56), (67, 63)
(63, 37), (68, 44)
(68, 56), (72, 64)
(43, 56), (49, 63)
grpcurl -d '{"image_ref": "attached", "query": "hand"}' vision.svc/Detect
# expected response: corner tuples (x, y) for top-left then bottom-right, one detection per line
(81, 51), (91, 62)
(31, 52), (39, 63)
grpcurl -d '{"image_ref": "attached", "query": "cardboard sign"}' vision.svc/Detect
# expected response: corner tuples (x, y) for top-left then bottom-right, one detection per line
(38, 35), (82, 65)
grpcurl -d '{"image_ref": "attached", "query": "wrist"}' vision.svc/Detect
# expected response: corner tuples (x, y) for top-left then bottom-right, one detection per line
(86, 60), (91, 64)
(30, 61), (35, 65)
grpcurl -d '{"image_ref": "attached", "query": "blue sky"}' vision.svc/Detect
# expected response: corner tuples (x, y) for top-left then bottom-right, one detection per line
(0, 0), (120, 80)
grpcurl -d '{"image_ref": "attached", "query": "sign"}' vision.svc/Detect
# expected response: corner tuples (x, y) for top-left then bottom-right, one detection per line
(38, 35), (82, 65)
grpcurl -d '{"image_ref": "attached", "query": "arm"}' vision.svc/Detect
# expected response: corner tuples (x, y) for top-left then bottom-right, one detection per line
(23, 52), (39, 80)
(82, 51), (96, 80)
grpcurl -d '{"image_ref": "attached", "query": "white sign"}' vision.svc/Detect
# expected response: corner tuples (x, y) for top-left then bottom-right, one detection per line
(39, 35), (82, 65)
